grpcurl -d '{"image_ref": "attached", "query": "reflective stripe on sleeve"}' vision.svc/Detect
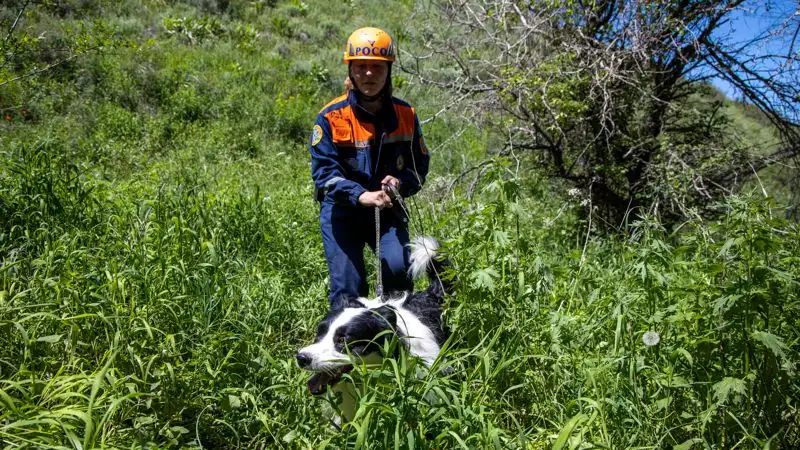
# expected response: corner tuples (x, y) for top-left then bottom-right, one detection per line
(325, 176), (345, 188)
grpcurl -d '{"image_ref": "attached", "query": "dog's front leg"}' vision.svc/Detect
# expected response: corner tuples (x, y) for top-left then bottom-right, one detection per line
(332, 381), (358, 424)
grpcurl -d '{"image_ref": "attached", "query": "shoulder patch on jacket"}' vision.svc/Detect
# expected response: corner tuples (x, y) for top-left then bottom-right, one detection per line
(311, 125), (323, 146)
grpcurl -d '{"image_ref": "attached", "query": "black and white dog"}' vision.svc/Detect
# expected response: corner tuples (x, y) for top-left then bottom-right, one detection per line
(296, 236), (452, 422)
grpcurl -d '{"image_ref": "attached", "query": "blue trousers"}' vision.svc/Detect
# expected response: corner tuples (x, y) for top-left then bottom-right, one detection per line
(320, 201), (412, 308)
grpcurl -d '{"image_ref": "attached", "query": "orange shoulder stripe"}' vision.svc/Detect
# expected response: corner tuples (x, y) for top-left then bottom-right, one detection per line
(319, 94), (348, 114)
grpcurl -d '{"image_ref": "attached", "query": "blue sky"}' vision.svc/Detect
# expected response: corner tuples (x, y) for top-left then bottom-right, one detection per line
(710, 0), (799, 99)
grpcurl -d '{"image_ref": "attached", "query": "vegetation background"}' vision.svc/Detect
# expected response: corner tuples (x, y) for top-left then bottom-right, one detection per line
(1, 0), (798, 448)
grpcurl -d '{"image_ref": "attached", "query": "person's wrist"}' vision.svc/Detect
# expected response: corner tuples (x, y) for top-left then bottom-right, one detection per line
(357, 191), (370, 207)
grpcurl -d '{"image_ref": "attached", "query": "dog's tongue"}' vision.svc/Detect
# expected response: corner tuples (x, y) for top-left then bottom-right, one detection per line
(307, 372), (334, 395)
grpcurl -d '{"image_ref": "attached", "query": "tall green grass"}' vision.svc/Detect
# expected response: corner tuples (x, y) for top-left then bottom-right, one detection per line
(2, 137), (797, 448)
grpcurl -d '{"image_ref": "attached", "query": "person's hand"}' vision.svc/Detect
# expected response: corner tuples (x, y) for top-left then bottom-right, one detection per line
(358, 190), (393, 209)
(381, 176), (400, 191)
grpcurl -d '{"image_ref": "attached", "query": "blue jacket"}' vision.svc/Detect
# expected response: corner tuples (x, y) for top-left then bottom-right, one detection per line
(309, 90), (429, 205)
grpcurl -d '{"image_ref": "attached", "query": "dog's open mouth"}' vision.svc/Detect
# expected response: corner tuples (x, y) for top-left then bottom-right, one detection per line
(307, 365), (354, 395)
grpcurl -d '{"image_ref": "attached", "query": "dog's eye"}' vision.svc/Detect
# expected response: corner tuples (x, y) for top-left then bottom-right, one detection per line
(335, 335), (346, 348)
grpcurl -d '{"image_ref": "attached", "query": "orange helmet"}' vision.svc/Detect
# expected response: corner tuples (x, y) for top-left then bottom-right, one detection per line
(343, 27), (395, 63)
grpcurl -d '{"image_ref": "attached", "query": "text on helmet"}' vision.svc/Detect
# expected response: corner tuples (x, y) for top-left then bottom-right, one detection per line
(349, 43), (393, 57)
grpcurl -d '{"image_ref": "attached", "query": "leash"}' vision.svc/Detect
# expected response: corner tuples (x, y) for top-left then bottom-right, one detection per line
(375, 183), (407, 299)
(375, 206), (382, 298)
(373, 118), (432, 298)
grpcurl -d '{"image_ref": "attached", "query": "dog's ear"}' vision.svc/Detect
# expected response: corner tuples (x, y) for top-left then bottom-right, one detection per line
(365, 306), (397, 338)
(343, 306), (397, 355)
(366, 306), (400, 357)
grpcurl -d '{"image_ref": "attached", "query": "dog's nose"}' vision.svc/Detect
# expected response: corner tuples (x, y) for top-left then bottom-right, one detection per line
(296, 352), (311, 369)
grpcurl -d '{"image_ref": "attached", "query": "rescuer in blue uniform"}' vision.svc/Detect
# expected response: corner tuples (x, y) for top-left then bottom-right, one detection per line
(308, 27), (430, 308)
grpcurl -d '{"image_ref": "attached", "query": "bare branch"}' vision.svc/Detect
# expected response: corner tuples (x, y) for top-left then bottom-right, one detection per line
(0, 51), (82, 88)
(4, 0), (29, 45)
(409, 0), (799, 225)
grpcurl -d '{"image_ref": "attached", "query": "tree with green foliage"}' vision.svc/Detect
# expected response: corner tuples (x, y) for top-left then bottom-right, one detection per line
(405, 0), (800, 227)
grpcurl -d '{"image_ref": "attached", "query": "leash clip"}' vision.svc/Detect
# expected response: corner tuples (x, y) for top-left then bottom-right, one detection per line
(382, 183), (400, 201)
(382, 183), (408, 223)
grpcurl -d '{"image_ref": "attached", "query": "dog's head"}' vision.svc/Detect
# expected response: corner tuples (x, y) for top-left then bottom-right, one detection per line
(296, 297), (397, 395)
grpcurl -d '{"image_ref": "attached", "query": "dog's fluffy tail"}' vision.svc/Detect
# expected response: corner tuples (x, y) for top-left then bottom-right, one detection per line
(408, 236), (452, 298)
